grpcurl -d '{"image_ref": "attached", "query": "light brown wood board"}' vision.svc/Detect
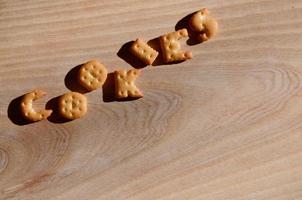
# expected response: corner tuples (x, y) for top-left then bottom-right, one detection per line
(0, 0), (302, 199)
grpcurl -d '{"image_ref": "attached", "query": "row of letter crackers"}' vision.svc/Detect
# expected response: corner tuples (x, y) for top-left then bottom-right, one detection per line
(19, 8), (218, 122)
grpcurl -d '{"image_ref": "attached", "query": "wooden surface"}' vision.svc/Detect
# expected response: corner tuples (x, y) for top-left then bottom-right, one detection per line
(1, 0), (302, 199)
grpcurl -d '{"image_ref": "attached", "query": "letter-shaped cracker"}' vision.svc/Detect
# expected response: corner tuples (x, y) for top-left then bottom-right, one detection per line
(189, 8), (218, 42)
(58, 92), (87, 120)
(20, 89), (52, 121)
(159, 29), (192, 63)
(130, 38), (159, 65)
(115, 69), (143, 98)
(78, 60), (108, 91)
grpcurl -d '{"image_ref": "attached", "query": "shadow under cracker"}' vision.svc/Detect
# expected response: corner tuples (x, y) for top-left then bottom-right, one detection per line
(7, 95), (35, 126)
(46, 96), (71, 123)
(102, 72), (142, 103)
(64, 64), (90, 94)
(175, 11), (203, 46)
(102, 72), (115, 102)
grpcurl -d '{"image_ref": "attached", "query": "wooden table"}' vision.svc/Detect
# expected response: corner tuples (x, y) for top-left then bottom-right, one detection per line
(1, 0), (302, 199)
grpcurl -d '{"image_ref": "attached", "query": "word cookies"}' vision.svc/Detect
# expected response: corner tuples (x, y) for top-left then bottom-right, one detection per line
(18, 8), (218, 122)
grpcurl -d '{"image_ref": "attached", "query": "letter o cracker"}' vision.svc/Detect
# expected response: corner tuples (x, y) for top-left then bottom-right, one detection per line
(58, 92), (87, 120)
(20, 89), (52, 122)
(78, 60), (107, 91)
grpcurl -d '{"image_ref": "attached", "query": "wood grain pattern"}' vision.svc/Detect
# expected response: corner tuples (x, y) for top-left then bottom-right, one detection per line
(1, 0), (302, 199)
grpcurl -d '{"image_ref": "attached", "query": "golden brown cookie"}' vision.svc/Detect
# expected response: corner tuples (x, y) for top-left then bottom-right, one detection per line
(58, 92), (87, 120)
(189, 8), (218, 42)
(78, 60), (108, 91)
(130, 38), (159, 65)
(114, 69), (143, 98)
(159, 29), (192, 63)
(20, 89), (52, 122)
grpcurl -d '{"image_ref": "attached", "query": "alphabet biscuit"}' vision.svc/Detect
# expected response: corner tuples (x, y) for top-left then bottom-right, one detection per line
(159, 28), (192, 63)
(189, 8), (218, 42)
(58, 92), (87, 120)
(20, 89), (52, 122)
(115, 69), (143, 98)
(130, 38), (159, 65)
(78, 60), (107, 91)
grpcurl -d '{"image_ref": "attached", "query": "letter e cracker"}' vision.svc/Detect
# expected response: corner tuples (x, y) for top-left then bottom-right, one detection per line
(159, 28), (192, 63)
